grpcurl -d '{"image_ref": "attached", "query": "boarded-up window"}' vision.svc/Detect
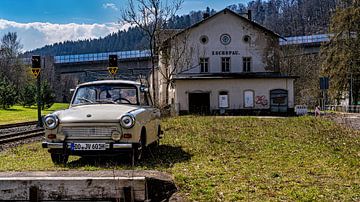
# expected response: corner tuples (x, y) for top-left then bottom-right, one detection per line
(244, 90), (254, 108)
(219, 91), (229, 108)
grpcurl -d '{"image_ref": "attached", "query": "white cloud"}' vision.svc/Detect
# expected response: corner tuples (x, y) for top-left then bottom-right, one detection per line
(0, 19), (130, 51)
(103, 3), (118, 11)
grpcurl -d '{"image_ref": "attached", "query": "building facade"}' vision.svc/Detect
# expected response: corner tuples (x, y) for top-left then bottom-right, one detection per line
(157, 9), (296, 115)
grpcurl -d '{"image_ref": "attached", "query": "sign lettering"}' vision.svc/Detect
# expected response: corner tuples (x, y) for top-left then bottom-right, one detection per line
(212, 51), (240, 56)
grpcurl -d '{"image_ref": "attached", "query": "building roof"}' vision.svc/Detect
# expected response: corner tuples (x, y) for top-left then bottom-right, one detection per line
(171, 8), (284, 40)
(173, 72), (298, 80)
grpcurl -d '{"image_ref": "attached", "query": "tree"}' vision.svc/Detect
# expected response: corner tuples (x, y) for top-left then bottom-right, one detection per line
(121, 0), (184, 105)
(0, 32), (26, 92)
(20, 81), (36, 107)
(321, 1), (360, 105)
(39, 81), (56, 109)
(0, 77), (17, 109)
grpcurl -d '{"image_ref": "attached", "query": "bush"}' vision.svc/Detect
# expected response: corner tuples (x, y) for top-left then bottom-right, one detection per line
(0, 77), (17, 109)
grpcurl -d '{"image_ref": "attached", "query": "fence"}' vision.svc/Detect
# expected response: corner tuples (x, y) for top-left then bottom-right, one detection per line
(326, 105), (360, 113)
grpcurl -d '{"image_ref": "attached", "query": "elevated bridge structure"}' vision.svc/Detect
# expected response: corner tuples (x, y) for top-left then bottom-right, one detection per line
(21, 34), (329, 101)
(280, 34), (331, 54)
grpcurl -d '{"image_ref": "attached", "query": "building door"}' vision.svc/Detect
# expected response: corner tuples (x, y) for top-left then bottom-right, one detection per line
(270, 89), (288, 113)
(188, 93), (210, 114)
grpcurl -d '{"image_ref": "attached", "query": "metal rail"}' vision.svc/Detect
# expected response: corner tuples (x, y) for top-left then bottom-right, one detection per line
(0, 129), (44, 144)
(0, 121), (38, 130)
(0, 121), (44, 144)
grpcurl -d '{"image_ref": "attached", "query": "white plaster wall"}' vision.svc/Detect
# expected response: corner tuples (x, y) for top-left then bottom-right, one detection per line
(175, 78), (295, 111)
(170, 10), (278, 74)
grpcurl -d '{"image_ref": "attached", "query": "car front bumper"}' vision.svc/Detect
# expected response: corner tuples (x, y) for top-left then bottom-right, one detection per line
(42, 142), (133, 149)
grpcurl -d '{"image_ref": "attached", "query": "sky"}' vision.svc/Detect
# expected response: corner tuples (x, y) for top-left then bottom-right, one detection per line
(0, 0), (251, 51)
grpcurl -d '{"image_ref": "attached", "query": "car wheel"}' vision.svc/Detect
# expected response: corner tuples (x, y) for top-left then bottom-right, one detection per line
(131, 136), (145, 166)
(51, 153), (69, 165)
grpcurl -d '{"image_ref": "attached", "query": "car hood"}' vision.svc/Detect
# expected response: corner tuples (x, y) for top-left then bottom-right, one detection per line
(55, 104), (139, 123)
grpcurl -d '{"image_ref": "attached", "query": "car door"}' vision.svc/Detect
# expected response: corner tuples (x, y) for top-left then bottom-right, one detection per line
(140, 88), (158, 145)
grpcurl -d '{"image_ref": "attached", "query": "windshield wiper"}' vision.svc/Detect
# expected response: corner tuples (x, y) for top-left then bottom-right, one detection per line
(95, 99), (116, 104)
(77, 97), (94, 103)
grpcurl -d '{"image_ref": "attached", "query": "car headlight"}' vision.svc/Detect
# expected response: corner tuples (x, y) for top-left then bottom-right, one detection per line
(44, 114), (59, 129)
(120, 114), (135, 129)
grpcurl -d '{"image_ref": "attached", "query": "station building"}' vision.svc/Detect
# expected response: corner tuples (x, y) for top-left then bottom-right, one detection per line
(156, 8), (297, 115)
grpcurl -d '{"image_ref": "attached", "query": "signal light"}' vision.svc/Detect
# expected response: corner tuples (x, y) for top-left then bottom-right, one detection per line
(108, 54), (118, 67)
(31, 55), (41, 68)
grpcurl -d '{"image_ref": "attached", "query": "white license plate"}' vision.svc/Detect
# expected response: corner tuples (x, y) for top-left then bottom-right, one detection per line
(71, 143), (106, 151)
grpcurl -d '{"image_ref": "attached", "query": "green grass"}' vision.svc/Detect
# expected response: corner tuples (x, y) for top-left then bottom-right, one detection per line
(0, 116), (359, 201)
(0, 103), (69, 124)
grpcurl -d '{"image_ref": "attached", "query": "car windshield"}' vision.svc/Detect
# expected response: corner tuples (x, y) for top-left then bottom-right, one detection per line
(72, 84), (138, 105)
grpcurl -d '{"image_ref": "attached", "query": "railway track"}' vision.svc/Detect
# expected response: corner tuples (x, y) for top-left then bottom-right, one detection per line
(0, 121), (38, 130)
(0, 121), (44, 144)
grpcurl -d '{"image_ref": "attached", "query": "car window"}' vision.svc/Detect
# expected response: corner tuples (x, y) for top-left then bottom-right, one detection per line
(72, 87), (96, 104)
(72, 84), (138, 105)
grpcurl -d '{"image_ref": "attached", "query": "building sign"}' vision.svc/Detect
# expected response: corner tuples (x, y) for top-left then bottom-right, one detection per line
(244, 91), (254, 108)
(212, 51), (240, 56)
(219, 95), (229, 108)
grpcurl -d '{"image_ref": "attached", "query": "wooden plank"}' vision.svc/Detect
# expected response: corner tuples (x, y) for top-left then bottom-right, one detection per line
(0, 176), (146, 201)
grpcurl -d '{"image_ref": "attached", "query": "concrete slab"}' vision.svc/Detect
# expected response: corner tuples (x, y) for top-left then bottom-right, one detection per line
(0, 170), (177, 201)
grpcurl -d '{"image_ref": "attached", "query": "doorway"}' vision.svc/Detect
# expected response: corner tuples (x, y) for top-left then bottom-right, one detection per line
(270, 89), (288, 113)
(188, 93), (210, 114)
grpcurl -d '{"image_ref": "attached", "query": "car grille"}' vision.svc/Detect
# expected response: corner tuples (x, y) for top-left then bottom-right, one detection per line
(62, 127), (117, 138)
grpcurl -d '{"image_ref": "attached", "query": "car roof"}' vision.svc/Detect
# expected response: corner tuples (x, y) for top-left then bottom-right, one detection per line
(77, 80), (141, 87)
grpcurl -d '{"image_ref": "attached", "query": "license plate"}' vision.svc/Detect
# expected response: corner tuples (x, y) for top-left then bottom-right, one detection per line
(71, 143), (106, 151)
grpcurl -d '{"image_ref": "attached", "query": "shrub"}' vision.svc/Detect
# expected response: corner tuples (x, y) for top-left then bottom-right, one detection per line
(0, 77), (17, 109)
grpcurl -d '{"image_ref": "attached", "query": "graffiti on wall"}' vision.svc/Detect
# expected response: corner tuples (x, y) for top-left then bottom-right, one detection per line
(255, 95), (268, 107)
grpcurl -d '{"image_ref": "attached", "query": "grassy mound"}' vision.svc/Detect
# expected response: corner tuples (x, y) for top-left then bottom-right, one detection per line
(0, 116), (359, 201)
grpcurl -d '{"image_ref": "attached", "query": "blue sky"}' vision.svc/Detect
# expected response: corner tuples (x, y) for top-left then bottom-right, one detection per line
(0, 0), (251, 50)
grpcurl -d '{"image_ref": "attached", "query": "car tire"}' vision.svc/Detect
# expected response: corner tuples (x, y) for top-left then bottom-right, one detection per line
(51, 153), (69, 165)
(131, 135), (145, 166)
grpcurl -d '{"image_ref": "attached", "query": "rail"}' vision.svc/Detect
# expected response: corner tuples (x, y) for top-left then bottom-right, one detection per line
(326, 105), (360, 113)
(0, 121), (44, 144)
(0, 121), (38, 130)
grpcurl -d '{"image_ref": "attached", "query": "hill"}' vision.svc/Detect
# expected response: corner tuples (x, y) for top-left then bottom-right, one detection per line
(25, 0), (336, 56)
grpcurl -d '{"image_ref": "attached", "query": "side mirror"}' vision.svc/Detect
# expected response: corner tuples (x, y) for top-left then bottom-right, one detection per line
(70, 89), (75, 93)
(140, 86), (149, 92)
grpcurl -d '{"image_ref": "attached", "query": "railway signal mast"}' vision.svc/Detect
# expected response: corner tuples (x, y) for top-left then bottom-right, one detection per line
(31, 55), (43, 127)
(108, 54), (118, 79)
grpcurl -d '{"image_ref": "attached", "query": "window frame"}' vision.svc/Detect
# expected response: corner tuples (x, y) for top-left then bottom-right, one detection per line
(199, 57), (209, 73)
(243, 57), (252, 72)
(221, 57), (231, 72)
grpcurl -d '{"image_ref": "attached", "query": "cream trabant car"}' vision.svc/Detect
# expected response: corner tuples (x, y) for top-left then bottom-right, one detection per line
(42, 80), (161, 165)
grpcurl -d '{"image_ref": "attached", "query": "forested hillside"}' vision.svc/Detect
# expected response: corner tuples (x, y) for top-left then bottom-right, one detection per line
(25, 0), (337, 56)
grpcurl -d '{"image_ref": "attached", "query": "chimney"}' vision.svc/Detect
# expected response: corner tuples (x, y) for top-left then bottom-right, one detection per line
(247, 10), (252, 21)
(203, 13), (210, 20)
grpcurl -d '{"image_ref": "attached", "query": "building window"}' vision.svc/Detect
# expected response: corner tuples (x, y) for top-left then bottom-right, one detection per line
(200, 35), (209, 44)
(199, 58), (209, 73)
(220, 34), (231, 45)
(221, 57), (230, 72)
(243, 57), (251, 72)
